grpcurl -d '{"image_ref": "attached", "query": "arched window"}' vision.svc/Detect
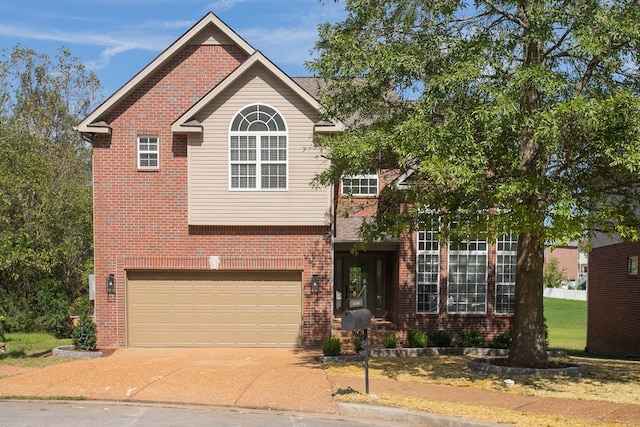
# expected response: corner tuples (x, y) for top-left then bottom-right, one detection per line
(229, 104), (287, 190)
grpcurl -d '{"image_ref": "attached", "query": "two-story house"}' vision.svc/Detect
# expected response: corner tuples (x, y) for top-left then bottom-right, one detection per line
(77, 12), (513, 349)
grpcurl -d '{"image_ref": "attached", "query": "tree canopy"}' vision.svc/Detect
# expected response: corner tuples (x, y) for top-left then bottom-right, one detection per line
(0, 46), (101, 335)
(309, 0), (640, 366)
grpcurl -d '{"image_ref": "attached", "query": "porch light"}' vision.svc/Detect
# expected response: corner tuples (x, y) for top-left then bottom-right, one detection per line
(106, 274), (116, 295)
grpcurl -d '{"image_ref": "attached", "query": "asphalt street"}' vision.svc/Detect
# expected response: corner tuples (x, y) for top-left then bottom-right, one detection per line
(0, 401), (412, 427)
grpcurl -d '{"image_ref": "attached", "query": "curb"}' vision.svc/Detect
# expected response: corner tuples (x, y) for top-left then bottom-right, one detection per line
(337, 403), (504, 427)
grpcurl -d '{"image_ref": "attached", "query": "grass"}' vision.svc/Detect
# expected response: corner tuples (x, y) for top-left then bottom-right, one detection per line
(325, 355), (640, 427)
(544, 296), (587, 353)
(0, 332), (72, 368)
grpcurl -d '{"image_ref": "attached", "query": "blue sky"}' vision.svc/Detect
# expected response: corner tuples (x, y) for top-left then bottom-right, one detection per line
(0, 0), (346, 97)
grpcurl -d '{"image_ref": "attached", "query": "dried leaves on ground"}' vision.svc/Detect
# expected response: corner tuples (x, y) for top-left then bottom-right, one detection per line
(323, 355), (640, 427)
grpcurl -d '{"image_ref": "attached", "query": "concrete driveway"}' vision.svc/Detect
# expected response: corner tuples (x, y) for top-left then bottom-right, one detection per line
(0, 348), (337, 414)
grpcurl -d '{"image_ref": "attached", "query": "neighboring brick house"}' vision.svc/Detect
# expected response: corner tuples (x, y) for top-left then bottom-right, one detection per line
(587, 235), (640, 357)
(77, 12), (513, 349)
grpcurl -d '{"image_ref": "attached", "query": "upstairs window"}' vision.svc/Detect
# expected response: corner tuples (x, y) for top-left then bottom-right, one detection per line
(138, 136), (159, 169)
(229, 104), (287, 190)
(342, 174), (378, 196)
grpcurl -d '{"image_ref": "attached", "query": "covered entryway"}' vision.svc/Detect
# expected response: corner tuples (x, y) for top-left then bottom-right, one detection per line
(126, 270), (302, 347)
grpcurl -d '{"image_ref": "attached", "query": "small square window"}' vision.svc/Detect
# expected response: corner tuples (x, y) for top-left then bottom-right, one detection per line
(629, 256), (638, 275)
(138, 136), (159, 169)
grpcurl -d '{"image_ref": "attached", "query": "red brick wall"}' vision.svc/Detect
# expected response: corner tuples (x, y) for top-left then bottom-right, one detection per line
(588, 243), (640, 357)
(91, 44), (333, 348)
(545, 246), (579, 281)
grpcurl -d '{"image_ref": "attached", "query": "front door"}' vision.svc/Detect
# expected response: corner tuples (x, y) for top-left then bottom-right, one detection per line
(334, 253), (386, 318)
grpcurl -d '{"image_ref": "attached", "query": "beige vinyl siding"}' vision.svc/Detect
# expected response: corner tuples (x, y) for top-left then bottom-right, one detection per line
(188, 64), (330, 226)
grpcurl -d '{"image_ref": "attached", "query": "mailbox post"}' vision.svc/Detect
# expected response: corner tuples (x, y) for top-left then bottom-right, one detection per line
(341, 309), (372, 394)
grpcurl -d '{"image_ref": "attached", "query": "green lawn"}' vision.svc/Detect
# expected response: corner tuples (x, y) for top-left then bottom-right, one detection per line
(0, 333), (72, 368)
(544, 297), (586, 352)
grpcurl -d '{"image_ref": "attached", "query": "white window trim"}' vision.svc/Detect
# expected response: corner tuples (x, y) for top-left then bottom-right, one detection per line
(416, 227), (440, 314)
(447, 236), (488, 314)
(629, 256), (638, 275)
(229, 104), (288, 191)
(495, 235), (517, 315)
(137, 135), (159, 170)
(341, 174), (379, 196)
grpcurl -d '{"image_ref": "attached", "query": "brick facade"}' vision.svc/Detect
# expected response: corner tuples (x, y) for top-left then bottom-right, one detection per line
(91, 43), (333, 348)
(588, 242), (640, 357)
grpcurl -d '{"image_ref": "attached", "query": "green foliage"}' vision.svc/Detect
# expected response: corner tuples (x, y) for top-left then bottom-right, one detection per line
(353, 336), (363, 352)
(459, 330), (484, 348)
(382, 332), (398, 349)
(310, 0), (640, 367)
(429, 330), (452, 347)
(543, 258), (566, 288)
(0, 315), (5, 342)
(322, 336), (342, 356)
(72, 313), (97, 351)
(488, 333), (512, 349)
(70, 296), (94, 316)
(0, 46), (100, 333)
(407, 329), (427, 348)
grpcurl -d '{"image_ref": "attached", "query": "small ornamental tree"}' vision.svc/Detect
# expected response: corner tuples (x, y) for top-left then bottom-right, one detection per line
(72, 313), (97, 351)
(310, 0), (640, 368)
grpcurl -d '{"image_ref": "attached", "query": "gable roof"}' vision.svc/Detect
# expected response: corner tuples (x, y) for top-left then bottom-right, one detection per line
(76, 12), (256, 135)
(171, 52), (344, 134)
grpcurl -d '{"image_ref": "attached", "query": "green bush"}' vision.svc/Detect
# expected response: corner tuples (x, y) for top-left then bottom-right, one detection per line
(322, 336), (341, 356)
(429, 330), (452, 347)
(70, 296), (94, 316)
(407, 329), (427, 348)
(353, 336), (364, 352)
(72, 313), (97, 351)
(382, 332), (398, 348)
(459, 330), (483, 347)
(488, 332), (512, 349)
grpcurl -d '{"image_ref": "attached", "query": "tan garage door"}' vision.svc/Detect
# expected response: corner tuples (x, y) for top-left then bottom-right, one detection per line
(126, 271), (302, 347)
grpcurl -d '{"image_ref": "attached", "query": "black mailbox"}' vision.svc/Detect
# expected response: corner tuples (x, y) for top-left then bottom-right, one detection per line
(341, 309), (372, 331)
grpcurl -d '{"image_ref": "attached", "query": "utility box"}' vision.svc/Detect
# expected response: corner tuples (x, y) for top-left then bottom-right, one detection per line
(341, 309), (372, 331)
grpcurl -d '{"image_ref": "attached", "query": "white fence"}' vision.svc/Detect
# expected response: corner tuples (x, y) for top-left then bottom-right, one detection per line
(543, 287), (587, 301)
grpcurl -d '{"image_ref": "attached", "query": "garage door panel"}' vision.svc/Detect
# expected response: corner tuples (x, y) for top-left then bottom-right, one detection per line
(127, 271), (302, 347)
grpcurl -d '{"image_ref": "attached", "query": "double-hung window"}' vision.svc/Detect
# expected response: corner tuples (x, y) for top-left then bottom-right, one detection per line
(447, 234), (487, 313)
(138, 135), (159, 169)
(495, 234), (517, 314)
(229, 104), (287, 190)
(417, 225), (440, 313)
(342, 174), (378, 196)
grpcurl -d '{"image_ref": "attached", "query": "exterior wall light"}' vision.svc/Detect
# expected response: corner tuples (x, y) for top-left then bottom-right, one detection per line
(106, 274), (116, 295)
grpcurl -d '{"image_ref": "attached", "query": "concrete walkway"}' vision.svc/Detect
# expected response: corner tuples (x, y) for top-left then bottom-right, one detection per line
(0, 348), (639, 426)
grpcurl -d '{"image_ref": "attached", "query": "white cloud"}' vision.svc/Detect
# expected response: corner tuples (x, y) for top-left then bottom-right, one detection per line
(206, 0), (249, 12)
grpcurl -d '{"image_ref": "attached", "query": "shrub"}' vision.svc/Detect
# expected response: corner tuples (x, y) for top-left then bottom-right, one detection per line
(70, 296), (94, 316)
(407, 329), (427, 348)
(459, 330), (483, 347)
(72, 313), (97, 351)
(322, 336), (341, 356)
(353, 336), (364, 352)
(382, 332), (398, 348)
(488, 332), (512, 349)
(429, 330), (452, 347)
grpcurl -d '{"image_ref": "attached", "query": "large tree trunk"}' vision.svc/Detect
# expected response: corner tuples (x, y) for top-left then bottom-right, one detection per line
(509, 232), (549, 367)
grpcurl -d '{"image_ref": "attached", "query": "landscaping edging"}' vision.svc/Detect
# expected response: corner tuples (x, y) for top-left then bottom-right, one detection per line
(467, 357), (588, 377)
(319, 347), (509, 363)
(52, 345), (102, 359)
